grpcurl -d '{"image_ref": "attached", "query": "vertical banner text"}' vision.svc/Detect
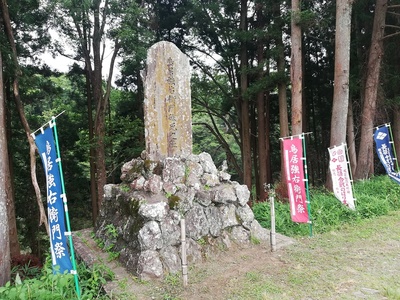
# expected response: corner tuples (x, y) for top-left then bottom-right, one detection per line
(328, 144), (355, 209)
(35, 127), (72, 274)
(282, 137), (309, 223)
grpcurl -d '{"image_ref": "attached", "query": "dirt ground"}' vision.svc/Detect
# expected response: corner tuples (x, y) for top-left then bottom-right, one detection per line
(74, 211), (400, 300)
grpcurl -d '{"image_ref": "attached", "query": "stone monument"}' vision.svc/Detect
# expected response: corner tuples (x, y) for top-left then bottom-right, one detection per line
(93, 41), (276, 281)
(142, 41), (192, 160)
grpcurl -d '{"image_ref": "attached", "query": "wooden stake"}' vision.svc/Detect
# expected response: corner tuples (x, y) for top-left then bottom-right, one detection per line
(180, 218), (188, 287)
(270, 191), (277, 252)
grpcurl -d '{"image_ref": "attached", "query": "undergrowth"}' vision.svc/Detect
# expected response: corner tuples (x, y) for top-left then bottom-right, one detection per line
(0, 255), (112, 299)
(253, 175), (400, 236)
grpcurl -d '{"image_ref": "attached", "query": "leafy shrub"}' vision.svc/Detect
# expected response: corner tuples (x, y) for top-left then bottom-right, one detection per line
(0, 255), (111, 299)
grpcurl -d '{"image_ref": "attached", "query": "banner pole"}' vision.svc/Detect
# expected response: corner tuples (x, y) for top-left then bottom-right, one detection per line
(343, 143), (357, 209)
(387, 124), (400, 172)
(51, 117), (81, 299)
(301, 133), (312, 237)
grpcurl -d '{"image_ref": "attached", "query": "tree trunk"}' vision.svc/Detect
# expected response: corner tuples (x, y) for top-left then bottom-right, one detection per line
(86, 68), (98, 224)
(326, 0), (354, 188)
(0, 47), (11, 287)
(354, 0), (387, 180)
(291, 0), (303, 135)
(347, 99), (357, 176)
(240, 0), (252, 190)
(1, 0), (48, 234)
(393, 106), (400, 167)
(256, 2), (268, 201)
(276, 5), (290, 184)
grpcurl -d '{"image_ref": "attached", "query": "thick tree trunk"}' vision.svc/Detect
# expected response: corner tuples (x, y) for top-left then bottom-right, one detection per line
(0, 48), (11, 287)
(354, 0), (387, 180)
(326, 0), (354, 188)
(291, 0), (303, 135)
(240, 0), (252, 190)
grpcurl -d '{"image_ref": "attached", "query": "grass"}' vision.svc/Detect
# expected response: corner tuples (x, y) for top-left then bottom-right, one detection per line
(225, 210), (400, 299)
(253, 175), (400, 237)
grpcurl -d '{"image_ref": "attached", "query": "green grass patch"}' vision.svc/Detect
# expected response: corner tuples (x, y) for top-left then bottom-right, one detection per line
(254, 175), (400, 236)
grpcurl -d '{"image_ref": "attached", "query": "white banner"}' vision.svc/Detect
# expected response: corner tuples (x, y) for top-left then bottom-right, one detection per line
(328, 144), (355, 210)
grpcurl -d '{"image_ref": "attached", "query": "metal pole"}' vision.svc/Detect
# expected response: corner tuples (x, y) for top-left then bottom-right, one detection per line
(52, 117), (81, 299)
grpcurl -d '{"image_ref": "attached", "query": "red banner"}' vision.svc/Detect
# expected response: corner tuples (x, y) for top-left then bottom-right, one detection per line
(282, 137), (309, 223)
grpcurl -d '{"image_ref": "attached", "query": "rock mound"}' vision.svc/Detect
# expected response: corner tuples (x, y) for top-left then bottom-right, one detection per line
(95, 152), (270, 280)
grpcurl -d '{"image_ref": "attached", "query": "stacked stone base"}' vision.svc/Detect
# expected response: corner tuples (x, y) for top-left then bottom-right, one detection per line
(95, 152), (269, 280)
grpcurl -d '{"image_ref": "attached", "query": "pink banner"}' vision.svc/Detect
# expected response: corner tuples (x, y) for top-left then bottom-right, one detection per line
(328, 144), (355, 210)
(282, 137), (309, 223)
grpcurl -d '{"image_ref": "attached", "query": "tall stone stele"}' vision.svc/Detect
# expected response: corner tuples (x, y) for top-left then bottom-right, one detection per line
(141, 41), (192, 160)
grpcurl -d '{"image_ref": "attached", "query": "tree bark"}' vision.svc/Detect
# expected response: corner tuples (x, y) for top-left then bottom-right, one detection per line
(239, 0), (252, 190)
(393, 106), (400, 167)
(326, 0), (354, 188)
(347, 99), (357, 176)
(1, 0), (49, 234)
(354, 0), (387, 180)
(0, 46), (11, 288)
(256, 2), (268, 201)
(291, 0), (303, 135)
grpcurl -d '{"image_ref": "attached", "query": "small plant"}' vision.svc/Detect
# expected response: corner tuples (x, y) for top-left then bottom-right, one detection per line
(197, 237), (206, 246)
(120, 184), (131, 193)
(105, 224), (118, 239)
(250, 235), (260, 245)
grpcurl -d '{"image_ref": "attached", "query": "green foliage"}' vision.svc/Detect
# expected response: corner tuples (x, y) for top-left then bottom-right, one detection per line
(0, 255), (113, 299)
(253, 176), (400, 237)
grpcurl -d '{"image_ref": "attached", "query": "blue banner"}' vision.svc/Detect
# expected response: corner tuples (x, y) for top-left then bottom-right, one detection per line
(374, 125), (400, 184)
(35, 126), (72, 274)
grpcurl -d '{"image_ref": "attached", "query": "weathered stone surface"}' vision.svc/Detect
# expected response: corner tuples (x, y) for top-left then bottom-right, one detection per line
(131, 176), (145, 190)
(138, 221), (163, 250)
(230, 226), (250, 245)
(138, 201), (168, 221)
(212, 184), (237, 204)
(250, 220), (269, 242)
(162, 181), (177, 195)
(234, 182), (251, 206)
(236, 205), (255, 230)
(220, 204), (240, 228)
(142, 41), (192, 160)
(120, 158), (144, 182)
(201, 173), (220, 187)
(174, 187), (195, 213)
(195, 190), (212, 207)
(137, 250), (163, 280)
(185, 160), (203, 189)
(104, 184), (118, 201)
(163, 157), (186, 184)
(160, 211), (181, 246)
(185, 204), (210, 240)
(160, 246), (181, 274)
(218, 171), (231, 181)
(205, 206), (223, 237)
(185, 238), (203, 264)
(198, 152), (218, 174)
(143, 174), (163, 194)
